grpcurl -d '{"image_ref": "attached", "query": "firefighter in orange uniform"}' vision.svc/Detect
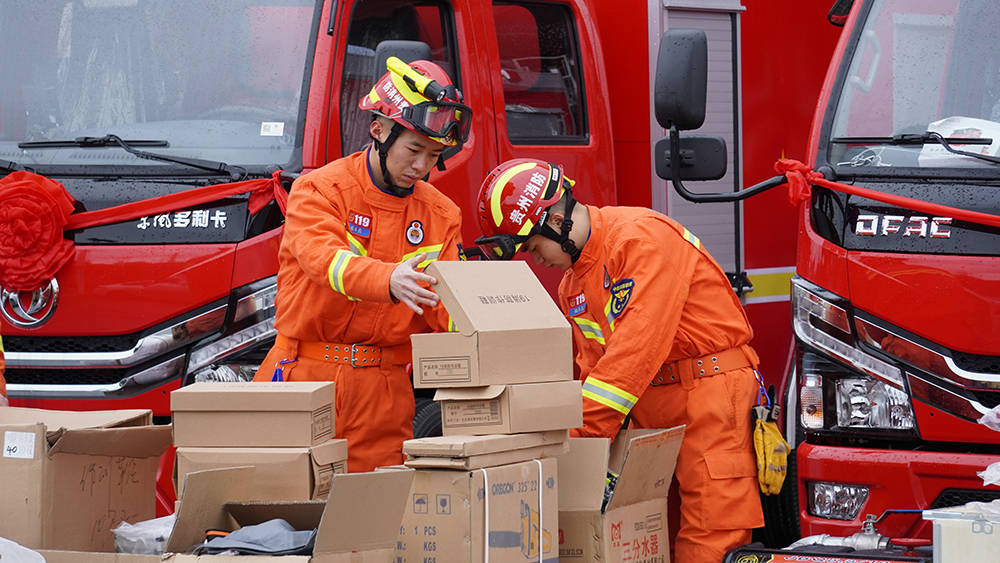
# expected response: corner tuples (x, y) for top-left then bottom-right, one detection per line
(474, 159), (764, 563)
(253, 58), (472, 472)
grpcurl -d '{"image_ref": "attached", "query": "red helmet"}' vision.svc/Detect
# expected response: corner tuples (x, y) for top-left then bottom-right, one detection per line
(473, 159), (573, 260)
(359, 58), (471, 147)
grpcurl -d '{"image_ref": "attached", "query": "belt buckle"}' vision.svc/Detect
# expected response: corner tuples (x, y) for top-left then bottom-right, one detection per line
(349, 344), (362, 367)
(349, 344), (379, 367)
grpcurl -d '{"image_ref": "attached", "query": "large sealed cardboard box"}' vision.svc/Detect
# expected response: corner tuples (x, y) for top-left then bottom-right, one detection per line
(0, 407), (172, 552)
(436, 381), (582, 435)
(165, 466), (414, 562)
(171, 381), (334, 447)
(411, 261), (572, 389)
(395, 457), (559, 562)
(403, 430), (569, 470)
(175, 439), (348, 500)
(556, 427), (684, 562)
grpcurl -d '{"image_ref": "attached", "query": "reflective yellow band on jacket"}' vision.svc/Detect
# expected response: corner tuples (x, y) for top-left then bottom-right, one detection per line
(682, 227), (701, 249)
(401, 244), (443, 269)
(447, 317), (458, 332)
(328, 249), (360, 301)
(571, 317), (605, 345)
(581, 377), (637, 416)
(346, 232), (368, 257)
(603, 297), (616, 333)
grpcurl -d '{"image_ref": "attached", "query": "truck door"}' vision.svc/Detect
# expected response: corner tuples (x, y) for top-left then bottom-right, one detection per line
(324, 0), (499, 248)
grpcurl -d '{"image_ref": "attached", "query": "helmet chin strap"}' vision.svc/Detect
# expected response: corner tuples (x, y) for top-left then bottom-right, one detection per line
(538, 192), (581, 263)
(372, 122), (414, 198)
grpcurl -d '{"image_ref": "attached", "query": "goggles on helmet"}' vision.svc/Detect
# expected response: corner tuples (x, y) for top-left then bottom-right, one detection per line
(471, 232), (532, 261)
(399, 100), (472, 144)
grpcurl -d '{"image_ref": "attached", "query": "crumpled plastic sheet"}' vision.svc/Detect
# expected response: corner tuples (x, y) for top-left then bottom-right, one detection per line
(977, 461), (1000, 488)
(977, 403), (1000, 432)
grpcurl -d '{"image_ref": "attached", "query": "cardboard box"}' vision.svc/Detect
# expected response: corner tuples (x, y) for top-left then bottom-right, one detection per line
(175, 439), (348, 501)
(171, 381), (335, 447)
(403, 430), (569, 470)
(923, 503), (1000, 563)
(165, 465), (415, 562)
(0, 408), (172, 552)
(436, 381), (582, 435)
(395, 457), (559, 562)
(411, 261), (572, 388)
(556, 427), (684, 562)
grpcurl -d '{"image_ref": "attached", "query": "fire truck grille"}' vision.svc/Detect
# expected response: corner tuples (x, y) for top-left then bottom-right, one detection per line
(3, 334), (141, 354)
(953, 351), (1000, 375)
(930, 488), (1000, 509)
(5, 368), (126, 386)
(968, 389), (1000, 409)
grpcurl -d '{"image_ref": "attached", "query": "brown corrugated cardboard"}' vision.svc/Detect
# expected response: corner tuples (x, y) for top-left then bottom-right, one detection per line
(436, 380), (582, 435)
(164, 465), (413, 561)
(395, 457), (559, 562)
(556, 426), (684, 562)
(38, 551), (162, 562)
(175, 439), (348, 500)
(403, 430), (569, 469)
(411, 261), (572, 388)
(171, 381), (334, 447)
(0, 408), (172, 552)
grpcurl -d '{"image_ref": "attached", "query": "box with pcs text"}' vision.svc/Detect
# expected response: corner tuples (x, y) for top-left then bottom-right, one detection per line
(556, 427), (684, 562)
(411, 261), (572, 388)
(0, 407), (172, 552)
(171, 381), (334, 447)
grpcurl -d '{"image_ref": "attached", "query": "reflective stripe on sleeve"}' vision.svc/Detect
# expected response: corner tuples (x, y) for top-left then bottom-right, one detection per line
(682, 227), (701, 249)
(571, 317), (605, 345)
(327, 249), (360, 301)
(582, 377), (638, 416)
(447, 316), (458, 332)
(346, 232), (368, 256)
(402, 244), (443, 269)
(603, 296), (616, 332)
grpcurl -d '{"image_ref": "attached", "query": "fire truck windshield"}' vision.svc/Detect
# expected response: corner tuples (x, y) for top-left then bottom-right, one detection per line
(0, 0), (318, 171)
(827, 0), (1000, 171)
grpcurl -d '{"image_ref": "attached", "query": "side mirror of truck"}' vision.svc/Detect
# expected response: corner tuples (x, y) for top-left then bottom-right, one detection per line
(654, 136), (727, 181)
(654, 29), (707, 131)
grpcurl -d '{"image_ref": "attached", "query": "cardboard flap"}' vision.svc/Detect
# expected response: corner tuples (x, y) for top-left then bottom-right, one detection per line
(225, 500), (327, 530)
(556, 438), (610, 511)
(426, 261), (568, 335)
(0, 407), (152, 438)
(310, 439), (349, 465)
(165, 466), (257, 553)
(403, 430), (568, 458)
(47, 425), (173, 458)
(433, 385), (506, 401)
(170, 382), (334, 412)
(607, 426), (684, 511)
(314, 469), (414, 554)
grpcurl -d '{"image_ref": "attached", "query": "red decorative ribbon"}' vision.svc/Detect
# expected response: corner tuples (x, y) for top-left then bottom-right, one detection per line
(774, 159), (1000, 228)
(0, 170), (287, 292)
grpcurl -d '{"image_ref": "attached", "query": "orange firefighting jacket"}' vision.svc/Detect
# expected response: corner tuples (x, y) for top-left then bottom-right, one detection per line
(269, 148), (460, 355)
(559, 206), (755, 437)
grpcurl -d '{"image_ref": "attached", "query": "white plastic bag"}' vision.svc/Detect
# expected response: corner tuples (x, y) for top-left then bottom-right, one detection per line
(111, 513), (176, 555)
(978, 404), (1000, 432)
(978, 461), (1000, 487)
(0, 537), (45, 563)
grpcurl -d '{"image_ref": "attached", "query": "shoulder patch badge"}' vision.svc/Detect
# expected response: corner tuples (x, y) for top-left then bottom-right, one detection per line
(567, 292), (587, 316)
(609, 278), (634, 318)
(406, 220), (424, 245)
(348, 211), (372, 238)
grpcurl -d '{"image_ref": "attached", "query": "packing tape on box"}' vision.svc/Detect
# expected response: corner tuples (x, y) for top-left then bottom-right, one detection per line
(479, 459), (544, 563)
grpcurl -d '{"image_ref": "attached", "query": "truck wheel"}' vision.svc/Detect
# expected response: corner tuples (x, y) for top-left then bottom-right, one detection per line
(413, 397), (442, 438)
(755, 452), (801, 547)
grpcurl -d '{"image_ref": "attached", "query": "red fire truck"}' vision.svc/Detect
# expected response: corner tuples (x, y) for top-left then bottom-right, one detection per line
(660, 0), (1000, 553)
(0, 0), (840, 527)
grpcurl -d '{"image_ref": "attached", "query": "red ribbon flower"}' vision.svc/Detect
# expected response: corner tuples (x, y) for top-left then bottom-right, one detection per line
(0, 171), (77, 292)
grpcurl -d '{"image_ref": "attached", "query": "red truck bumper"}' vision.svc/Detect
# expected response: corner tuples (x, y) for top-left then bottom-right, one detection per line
(797, 442), (1000, 539)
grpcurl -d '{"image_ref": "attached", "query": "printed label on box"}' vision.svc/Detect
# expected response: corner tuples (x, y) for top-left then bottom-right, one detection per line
(3, 431), (35, 459)
(312, 405), (333, 442)
(419, 357), (471, 384)
(443, 399), (503, 427)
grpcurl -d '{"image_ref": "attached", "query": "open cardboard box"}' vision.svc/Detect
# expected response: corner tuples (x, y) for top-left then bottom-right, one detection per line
(436, 380), (582, 435)
(171, 381), (335, 447)
(403, 430), (569, 470)
(0, 407), (172, 552)
(556, 426), (684, 562)
(411, 261), (572, 388)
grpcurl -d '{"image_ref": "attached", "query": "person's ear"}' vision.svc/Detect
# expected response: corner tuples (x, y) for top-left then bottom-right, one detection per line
(369, 119), (385, 141)
(548, 211), (565, 229)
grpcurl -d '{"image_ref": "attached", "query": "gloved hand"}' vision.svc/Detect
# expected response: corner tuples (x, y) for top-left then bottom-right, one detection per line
(753, 405), (791, 495)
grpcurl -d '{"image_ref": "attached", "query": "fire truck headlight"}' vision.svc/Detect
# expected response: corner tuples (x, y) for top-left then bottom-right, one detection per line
(808, 481), (869, 520)
(800, 373), (825, 429)
(835, 376), (914, 429)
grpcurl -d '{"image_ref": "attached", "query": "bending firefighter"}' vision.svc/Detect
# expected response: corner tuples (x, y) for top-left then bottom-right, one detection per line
(474, 159), (764, 563)
(253, 57), (472, 472)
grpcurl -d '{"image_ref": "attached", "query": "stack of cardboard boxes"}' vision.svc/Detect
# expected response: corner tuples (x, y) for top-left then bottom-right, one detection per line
(396, 261), (580, 562)
(171, 381), (347, 502)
